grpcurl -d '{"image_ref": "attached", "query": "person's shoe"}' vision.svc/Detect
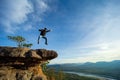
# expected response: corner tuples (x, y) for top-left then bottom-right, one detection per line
(45, 42), (48, 45)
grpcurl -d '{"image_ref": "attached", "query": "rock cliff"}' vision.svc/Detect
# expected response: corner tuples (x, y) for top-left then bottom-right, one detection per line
(0, 46), (58, 80)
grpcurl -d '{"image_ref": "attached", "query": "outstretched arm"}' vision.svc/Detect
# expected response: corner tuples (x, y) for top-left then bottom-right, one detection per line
(46, 29), (51, 32)
(39, 29), (43, 31)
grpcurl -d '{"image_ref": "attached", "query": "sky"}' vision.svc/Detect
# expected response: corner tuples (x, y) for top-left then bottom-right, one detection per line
(0, 0), (120, 64)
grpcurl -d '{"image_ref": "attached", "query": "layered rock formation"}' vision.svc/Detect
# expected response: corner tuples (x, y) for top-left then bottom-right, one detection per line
(0, 46), (58, 80)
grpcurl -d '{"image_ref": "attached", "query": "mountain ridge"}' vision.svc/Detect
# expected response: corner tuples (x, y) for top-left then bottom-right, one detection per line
(49, 60), (120, 80)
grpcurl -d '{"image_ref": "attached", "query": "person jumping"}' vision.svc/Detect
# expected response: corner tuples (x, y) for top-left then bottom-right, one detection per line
(38, 28), (51, 45)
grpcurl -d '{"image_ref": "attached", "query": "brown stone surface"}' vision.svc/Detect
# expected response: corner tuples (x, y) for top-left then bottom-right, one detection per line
(0, 46), (58, 80)
(0, 66), (47, 80)
(0, 46), (57, 66)
(0, 46), (57, 59)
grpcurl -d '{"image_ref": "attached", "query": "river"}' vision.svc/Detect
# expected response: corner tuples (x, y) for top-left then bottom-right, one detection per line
(64, 71), (117, 80)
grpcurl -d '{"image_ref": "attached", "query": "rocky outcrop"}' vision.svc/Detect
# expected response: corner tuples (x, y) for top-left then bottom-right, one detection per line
(0, 46), (58, 80)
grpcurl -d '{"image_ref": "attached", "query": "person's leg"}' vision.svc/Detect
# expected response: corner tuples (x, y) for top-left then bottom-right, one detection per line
(37, 35), (40, 44)
(42, 37), (48, 45)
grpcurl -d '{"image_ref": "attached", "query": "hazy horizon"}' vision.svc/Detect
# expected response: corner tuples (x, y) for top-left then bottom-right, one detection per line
(50, 59), (120, 64)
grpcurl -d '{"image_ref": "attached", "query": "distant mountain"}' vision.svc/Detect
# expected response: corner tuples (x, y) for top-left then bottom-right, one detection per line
(49, 60), (120, 69)
(49, 60), (120, 80)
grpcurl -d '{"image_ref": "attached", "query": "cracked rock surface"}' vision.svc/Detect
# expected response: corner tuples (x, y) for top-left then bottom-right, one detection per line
(0, 46), (58, 80)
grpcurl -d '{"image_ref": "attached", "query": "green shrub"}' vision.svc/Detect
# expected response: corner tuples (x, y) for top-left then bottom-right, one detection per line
(8, 35), (33, 48)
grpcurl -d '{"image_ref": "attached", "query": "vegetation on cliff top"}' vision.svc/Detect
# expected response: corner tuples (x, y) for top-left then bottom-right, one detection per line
(8, 35), (33, 48)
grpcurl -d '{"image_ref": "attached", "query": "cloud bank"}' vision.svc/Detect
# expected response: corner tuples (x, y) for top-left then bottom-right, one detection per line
(0, 0), (49, 33)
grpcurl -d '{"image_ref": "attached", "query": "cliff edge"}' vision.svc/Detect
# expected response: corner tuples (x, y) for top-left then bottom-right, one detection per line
(0, 46), (58, 80)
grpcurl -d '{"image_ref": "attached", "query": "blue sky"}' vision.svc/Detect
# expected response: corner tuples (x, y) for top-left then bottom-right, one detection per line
(0, 0), (120, 64)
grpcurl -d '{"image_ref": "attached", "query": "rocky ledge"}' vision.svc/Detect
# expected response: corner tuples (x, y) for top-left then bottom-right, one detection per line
(0, 46), (58, 80)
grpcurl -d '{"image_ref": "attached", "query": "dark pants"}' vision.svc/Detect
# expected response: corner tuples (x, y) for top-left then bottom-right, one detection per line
(38, 35), (48, 45)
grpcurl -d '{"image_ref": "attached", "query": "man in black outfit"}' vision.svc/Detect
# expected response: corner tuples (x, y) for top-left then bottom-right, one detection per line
(38, 28), (51, 45)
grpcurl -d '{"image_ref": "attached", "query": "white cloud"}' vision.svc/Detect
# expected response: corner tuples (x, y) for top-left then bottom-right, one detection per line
(29, 0), (49, 23)
(0, 0), (49, 33)
(51, 41), (120, 64)
(8, 0), (32, 24)
(23, 25), (33, 31)
(0, 0), (33, 33)
(36, 0), (49, 13)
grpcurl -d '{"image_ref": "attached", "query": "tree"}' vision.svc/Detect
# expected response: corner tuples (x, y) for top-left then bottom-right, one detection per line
(41, 61), (49, 73)
(23, 43), (33, 48)
(8, 36), (33, 48)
